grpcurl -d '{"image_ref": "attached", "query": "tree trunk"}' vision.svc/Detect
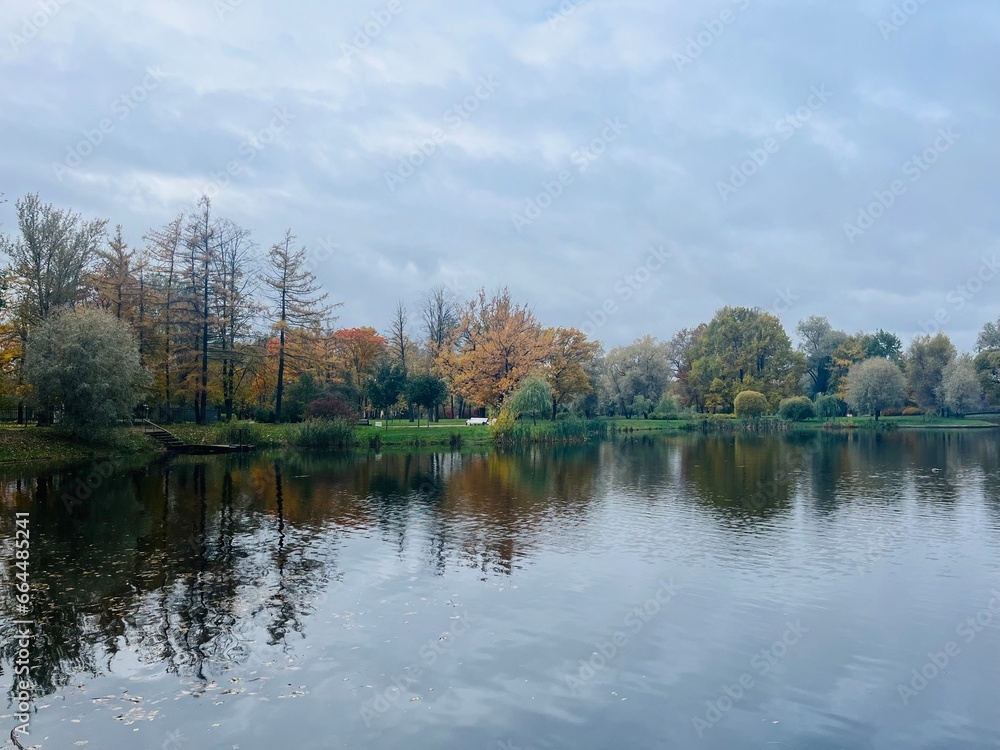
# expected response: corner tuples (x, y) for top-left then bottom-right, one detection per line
(275, 327), (286, 423)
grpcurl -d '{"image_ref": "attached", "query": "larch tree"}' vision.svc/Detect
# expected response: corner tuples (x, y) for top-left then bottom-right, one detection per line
(182, 197), (217, 424)
(213, 220), (257, 421)
(264, 229), (333, 422)
(93, 225), (138, 321)
(146, 214), (185, 421)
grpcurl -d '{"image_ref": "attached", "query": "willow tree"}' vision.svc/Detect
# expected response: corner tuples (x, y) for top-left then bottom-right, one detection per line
(264, 230), (334, 422)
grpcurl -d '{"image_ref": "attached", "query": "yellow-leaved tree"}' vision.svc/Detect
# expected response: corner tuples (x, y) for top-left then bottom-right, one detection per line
(438, 288), (552, 411)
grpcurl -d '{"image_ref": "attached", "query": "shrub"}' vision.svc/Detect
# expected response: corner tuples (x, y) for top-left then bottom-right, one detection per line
(289, 419), (355, 449)
(306, 398), (359, 422)
(252, 407), (275, 423)
(880, 407), (903, 417)
(734, 391), (769, 420)
(653, 394), (681, 419)
(814, 394), (845, 419)
(778, 396), (815, 422)
(902, 406), (923, 416)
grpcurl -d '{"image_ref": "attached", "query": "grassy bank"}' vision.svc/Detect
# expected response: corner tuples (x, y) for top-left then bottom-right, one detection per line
(1, 412), (992, 464)
(0, 425), (159, 464)
(787, 415), (997, 430)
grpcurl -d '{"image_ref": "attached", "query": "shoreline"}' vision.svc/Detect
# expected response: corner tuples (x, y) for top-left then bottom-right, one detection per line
(0, 415), (995, 467)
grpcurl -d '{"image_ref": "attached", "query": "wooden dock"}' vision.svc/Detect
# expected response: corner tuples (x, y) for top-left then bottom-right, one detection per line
(141, 420), (255, 454)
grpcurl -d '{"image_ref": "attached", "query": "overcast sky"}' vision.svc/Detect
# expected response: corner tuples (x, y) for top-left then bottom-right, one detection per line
(1, 0), (997, 351)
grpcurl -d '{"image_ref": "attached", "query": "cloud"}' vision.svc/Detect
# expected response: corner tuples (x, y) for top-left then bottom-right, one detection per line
(1, 0), (996, 350)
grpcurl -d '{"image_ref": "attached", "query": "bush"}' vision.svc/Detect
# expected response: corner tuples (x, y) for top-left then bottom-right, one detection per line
(902, 406), (923, 416)
(734, 391), (769, 420)
(653, 394), (681, 419)
(778, 396), (815, 422)
(306, 398), (359, 422)
(814, 394), (845, 419)
(880, 407), (903, 417)
(252, 407), (275, 423)
(288, 419), (355, 449)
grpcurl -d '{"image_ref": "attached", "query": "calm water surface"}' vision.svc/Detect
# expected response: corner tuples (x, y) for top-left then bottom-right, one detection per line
(2, 431), (1000, 749)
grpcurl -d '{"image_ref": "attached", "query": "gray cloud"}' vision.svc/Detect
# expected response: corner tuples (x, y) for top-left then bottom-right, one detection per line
(1, 0), (997, 349)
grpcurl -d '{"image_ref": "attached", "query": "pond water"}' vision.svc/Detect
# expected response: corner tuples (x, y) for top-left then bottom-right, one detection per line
(2, 431), (1000, 749)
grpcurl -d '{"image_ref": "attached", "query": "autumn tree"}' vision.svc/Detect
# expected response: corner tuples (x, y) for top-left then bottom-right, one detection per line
(145, 214), (185, 420)
(543, 326), (600, 419)
(666, 324), (706, 409)
(438, 287), (551, 410)
(333, 327), (386, 414)
(213, 220), (258, 421)
(93, 225), (138, 321)
(264, 230), (334, 422)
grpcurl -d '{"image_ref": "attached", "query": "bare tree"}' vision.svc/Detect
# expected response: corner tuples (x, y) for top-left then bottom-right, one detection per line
(387, 300), (409, 371)
(420, 286), (459, 357)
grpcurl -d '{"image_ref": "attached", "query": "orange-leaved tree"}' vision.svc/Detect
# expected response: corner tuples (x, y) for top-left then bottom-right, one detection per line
(438, 287), (552, 411)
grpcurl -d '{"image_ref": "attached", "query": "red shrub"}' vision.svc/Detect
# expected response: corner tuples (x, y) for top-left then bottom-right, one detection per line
(306, 398), (358, 422)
